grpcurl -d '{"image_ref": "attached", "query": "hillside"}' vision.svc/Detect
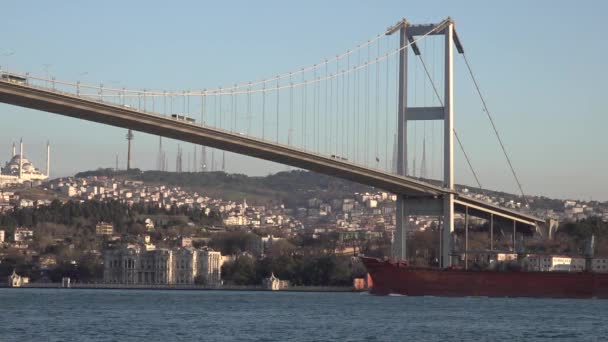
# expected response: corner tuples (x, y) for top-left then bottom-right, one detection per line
(74, 168), (603, 212)
(75, 169), (375, 207)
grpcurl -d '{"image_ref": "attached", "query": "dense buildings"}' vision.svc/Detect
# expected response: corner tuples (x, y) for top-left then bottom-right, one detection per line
(1, 170), (608, 286)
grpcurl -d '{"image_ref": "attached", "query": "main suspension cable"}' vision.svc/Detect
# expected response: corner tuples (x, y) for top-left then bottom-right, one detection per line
(416, 53), (485, 192)
(461, 53), (529, 206)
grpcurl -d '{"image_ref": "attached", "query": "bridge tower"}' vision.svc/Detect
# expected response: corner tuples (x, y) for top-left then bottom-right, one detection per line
(387, 19), (410, 262)
(388, 18), (463, 267)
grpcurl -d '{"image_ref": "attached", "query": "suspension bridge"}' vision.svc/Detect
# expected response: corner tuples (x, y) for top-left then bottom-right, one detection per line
(0, 17), (545, 267)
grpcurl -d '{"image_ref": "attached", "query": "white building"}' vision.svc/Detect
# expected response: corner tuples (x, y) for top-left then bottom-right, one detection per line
(0, 141), (50, 186)
(522, 255), (586, 272)
(262, 273), (289, 291)
(104, 245), (174, 285)
(95, 222), (114, 236)
(173, 247), (198, 285)
(0, 230), (4, 243)
(103, 245), (222, 286)
(14, 228), (34, 242)
(61, 186), (78, 197)
(198, 248), (222, 285)
(224, 215), (247, 226)
(7, 270), (29, 287)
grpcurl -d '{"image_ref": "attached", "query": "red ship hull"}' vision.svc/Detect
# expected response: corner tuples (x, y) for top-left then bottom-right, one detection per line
(361, 257), (608, 299)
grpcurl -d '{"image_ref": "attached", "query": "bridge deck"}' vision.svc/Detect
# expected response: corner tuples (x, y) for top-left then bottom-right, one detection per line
(454, 195), (544, 226)
(0, 80), (544, 227)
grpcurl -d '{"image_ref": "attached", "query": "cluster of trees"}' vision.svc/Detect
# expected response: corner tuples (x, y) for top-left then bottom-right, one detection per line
(0, 199), (221, 236)
(221, 254), (365, 287)
(0, 200), (129, 233)
(208, 231), (261, 255)
(0, 243), (104, 283)
(0, 199), (223, 281)
(557, 217), (608, 241)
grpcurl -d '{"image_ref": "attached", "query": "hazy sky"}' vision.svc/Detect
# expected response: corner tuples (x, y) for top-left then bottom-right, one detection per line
(1, 0), (606, 201)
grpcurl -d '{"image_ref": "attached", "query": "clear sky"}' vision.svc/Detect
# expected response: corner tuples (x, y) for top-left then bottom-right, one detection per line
(1, 0), (606, 201)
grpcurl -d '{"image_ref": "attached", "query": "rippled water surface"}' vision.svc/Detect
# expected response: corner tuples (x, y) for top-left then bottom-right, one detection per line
(0, 289), (606, 341)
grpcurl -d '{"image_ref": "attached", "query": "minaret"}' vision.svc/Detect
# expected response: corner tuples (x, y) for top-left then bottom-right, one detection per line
(420, 137), (427, 180)
(157, 137), (163, 171)
(19, 139), (23, 179)
(46, 141), (50, 178)
(187, 152), (191, 173)
(193, 145), (197, 173)
(392, 133), (398, 173)
(176, 144), (183, 173)
(201, 146), (207, 172)
(12, 142), (16, 157)
(412, 157), (417, 178)
(211, 149), (215, 172)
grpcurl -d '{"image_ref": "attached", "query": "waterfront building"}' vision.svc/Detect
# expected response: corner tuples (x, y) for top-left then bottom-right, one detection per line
(262, 273), (289, 291)
(7, 270), (29, 287)
(173, 247), (197, 284)
(198, 248), (222, 285)
(142, 249), (174, 284)
(103, 245), (221, 285)
(104, 244), (140, 284)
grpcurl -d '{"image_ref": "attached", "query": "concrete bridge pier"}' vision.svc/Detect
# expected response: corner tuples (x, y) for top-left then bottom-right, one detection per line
(393, 195), (409, 260)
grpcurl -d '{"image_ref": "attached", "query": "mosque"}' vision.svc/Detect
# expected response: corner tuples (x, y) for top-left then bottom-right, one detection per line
(0, 140), (50, 186)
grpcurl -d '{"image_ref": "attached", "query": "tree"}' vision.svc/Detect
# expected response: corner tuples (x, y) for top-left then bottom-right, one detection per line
(221, 256), (256, 285)
(268, 239), (296, 257)
(194, 274), (207, 286)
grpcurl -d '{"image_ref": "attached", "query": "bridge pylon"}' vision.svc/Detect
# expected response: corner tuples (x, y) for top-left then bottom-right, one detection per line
(388, 18), (463, 267)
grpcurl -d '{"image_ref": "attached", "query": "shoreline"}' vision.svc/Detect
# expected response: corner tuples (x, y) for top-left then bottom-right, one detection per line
(1, 283), (362, 293)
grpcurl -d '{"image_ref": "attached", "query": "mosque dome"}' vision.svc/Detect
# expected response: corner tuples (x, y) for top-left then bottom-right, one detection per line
(2, 154), (46, 179)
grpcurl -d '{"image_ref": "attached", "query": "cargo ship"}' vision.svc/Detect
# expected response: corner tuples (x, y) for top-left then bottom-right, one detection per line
(360, 256), (608, 299)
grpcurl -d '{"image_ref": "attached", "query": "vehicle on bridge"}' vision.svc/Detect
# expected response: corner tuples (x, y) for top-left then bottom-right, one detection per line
(331, 154), (348, 161)
(171, 114), (196, 123)
(1, 73), (27, 85)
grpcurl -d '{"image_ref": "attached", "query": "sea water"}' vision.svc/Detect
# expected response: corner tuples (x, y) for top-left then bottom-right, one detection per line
(0, 289), (606, 341)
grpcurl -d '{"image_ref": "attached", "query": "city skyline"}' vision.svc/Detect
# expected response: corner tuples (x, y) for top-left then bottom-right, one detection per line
(1, 0), (606, 201)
